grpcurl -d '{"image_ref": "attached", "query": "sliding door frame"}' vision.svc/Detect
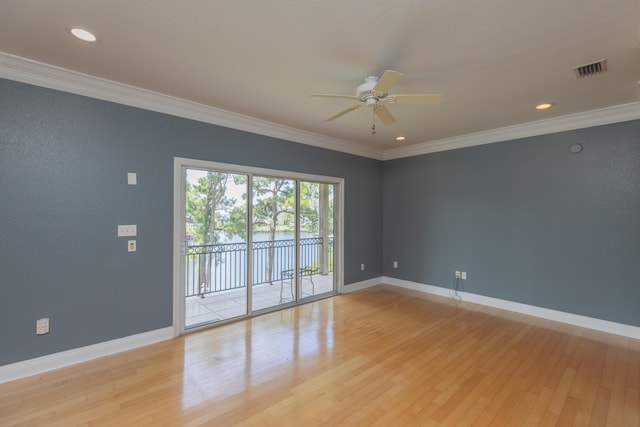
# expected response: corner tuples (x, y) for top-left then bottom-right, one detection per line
(172, 157), (344, 336)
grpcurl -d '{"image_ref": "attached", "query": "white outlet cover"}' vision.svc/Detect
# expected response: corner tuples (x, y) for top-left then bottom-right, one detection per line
(127, 172), (137, 185)
(128, 240), (137, 252)
(36, 318), (49, 335)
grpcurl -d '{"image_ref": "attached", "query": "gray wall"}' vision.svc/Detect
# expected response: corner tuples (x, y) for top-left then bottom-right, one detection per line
(2, 75), (637, 367)
(383, 120), (640, 326)
(0, 78), (383, 365)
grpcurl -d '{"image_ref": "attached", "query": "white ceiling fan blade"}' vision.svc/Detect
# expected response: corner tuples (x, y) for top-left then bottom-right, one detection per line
(387, 94), (444, 104)
(373, 70), (403, 94)
(310, 93), (360, 100)
(325, 105), (361, 122)
(375, 105), (396, 125)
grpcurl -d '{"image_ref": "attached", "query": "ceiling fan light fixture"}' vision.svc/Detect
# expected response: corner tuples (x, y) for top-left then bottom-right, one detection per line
(365, 97), (378, 106)
(535, 102), (554, 110)
(70, 28), (97, 42)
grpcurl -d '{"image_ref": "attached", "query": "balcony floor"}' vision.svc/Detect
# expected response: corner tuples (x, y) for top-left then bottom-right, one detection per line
(185, 273), (334, 327)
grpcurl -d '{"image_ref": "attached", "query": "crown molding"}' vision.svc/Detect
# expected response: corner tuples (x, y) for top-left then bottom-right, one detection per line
(382, 102), (640, 160)
(0, 52), (383, 160)
(2, 52), (637, 162)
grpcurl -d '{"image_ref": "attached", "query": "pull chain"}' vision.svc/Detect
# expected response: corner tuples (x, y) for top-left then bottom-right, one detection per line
(371, 107), (377, 135)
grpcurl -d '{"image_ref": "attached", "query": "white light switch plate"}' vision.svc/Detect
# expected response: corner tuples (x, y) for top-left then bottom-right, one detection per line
(127, 172), (137, 185)
(118, 224), (137, 237)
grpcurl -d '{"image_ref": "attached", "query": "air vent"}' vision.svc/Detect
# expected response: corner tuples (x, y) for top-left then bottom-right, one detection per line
(573, 59), (607, 78)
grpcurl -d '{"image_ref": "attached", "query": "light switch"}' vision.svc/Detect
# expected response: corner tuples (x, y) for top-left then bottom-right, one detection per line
(118, 225), (137, 237)
(127, 172), (137, 185)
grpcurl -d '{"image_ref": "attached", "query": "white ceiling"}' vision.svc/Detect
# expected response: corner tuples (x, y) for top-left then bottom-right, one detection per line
(1, 0), (639, 154)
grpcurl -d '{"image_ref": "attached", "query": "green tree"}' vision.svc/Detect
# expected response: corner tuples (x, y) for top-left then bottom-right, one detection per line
(299, 182), (333, 274)
(221, 178), (333, 284)
(252, 177), (295, 284)
(299, 182), (319, 233)
(186, 172), (234, 294)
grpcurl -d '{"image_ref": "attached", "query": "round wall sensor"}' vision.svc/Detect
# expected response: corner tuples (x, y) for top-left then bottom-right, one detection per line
(569, 143), (583, 154)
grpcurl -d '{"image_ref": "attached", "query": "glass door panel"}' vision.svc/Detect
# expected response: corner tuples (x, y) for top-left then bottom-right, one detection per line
(299, 182), (335, 299)
(251, 176), (297, 311)
(184, 169), (248, 329)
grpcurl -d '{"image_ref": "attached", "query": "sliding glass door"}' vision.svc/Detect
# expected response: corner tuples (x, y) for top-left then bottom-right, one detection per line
(182, 169), (249, 328)
(251, 176), (297, 311)
(174, 158), (342, 333)
(299, 181), (335, 300)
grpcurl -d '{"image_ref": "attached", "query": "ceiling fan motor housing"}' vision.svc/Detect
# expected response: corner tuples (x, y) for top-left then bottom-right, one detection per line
(357, 76), (383, 105)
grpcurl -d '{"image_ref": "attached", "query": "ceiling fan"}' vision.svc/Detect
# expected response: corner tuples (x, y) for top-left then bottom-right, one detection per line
(310, 70), (443, 133)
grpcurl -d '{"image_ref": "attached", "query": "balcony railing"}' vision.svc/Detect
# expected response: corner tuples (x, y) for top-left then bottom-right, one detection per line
(185, 237), (333, 298)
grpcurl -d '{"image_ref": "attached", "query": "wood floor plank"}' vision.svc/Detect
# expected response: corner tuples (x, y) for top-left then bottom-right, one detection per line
(623, 338), (640, 427)
(606, 338), (629, 427)
(0, 284), (638, 426)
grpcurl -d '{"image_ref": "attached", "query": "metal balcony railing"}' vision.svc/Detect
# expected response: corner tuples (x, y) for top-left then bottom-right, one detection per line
(185, 237), (333, 298)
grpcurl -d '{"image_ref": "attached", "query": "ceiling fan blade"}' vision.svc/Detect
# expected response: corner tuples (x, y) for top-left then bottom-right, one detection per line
(375, 105), (396, 125)
(387, 94), (444, 104)
(310, 93), (359, 100)
(373, 70), (403, 94)
(325, 105), (361, 122)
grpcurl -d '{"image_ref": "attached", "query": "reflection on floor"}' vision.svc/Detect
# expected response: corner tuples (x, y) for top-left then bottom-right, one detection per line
(185, 273), (334, 327)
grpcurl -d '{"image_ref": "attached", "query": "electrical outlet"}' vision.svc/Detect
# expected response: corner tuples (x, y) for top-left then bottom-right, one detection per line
(393, 261), (398, 269)
(36, 318), (49, 335)
(461, 271), (467, 280)
(455, 271), (461, 279)
(361, 263), (365, 271)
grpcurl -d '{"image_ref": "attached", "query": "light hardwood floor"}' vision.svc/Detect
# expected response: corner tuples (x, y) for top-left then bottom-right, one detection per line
(1, 285), (638, 426)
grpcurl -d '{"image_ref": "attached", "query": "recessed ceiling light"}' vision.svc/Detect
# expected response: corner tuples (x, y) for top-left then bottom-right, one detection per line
(535, 102), (554, 110)
(70, 28), (97, 42)
(395, 136), (406, 141)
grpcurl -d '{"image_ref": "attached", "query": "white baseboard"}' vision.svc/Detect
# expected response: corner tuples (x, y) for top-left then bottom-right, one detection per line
(343, 277), (383, 293)
(0, 327), (173, 384)
(382, 277), (640, 340)
(0, 278), (379, 384)
(4, 277), (636, 384)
